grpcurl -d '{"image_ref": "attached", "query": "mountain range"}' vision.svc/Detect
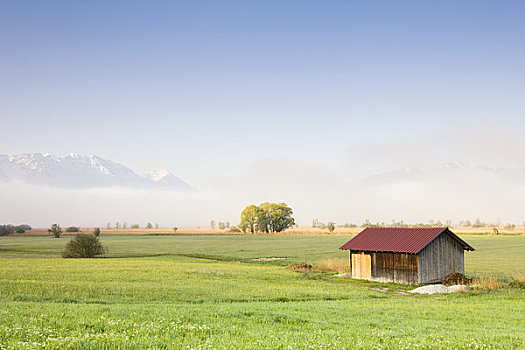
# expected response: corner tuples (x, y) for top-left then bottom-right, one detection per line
(0, 153), (192, 190)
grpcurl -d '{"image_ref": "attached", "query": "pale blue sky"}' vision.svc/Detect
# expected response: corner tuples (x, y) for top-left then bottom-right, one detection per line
(1, 1), (524, 225)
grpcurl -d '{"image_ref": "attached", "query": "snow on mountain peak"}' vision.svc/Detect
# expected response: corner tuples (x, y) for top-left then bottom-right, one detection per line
(0, 153), (192, 191)
(150, 169), (172, 182)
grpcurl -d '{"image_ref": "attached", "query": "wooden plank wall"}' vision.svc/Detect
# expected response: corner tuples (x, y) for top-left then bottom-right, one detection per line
(417, 232), (464, 284)
(371, 252), (418, 284)
(351, 252), (371, 279)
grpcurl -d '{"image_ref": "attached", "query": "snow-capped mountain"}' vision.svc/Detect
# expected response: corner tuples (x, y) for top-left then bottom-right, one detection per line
(363, 162), (525, 185)
(0, 153), (192, 190)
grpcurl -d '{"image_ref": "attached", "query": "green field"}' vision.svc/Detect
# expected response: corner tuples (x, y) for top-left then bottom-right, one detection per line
(1, 234), (524, 349)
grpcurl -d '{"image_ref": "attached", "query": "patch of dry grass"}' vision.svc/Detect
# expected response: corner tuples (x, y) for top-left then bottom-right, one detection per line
(471, 275), (507, 290)
(471, 273), (525, 290)
(317, 257), (349, 273)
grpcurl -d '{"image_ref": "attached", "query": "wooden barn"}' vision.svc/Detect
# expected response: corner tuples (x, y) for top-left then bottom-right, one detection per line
(339, 227), (474, 284)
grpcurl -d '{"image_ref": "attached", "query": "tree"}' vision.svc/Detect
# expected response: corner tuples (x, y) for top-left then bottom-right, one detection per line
(0, 225), (15, 236)
(225, 221), (230, 228)
(93, 227), (101, 237)
(123, 222), (127, 229)
(240, 205), (263, 234)
(327, 221), (336, 233)
(155, 223), (159, 229)
(48, 224), (62, 238)
(146, 222), (153, 229)
(258, 202), (295, 233)
(66, 226), (80, 232)
(218, 221), (225, 230)
(115, 222), (120, 229)
(62, 234), (105, 258)
(107, 222), (111, 229)
(173, 227), (178, 233)
(210, 220), (216, 229)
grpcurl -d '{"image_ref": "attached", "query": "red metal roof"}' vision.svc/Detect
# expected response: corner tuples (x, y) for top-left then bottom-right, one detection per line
(339, 227), (474, 254)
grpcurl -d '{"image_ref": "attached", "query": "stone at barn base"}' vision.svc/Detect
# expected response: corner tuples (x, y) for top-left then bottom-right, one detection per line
(409, 284), (469, 294)
(334, 273), (352, 278)
(447, 284), (469, 293)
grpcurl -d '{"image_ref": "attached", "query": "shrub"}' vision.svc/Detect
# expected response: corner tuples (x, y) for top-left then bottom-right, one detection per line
(131, 224), (139, 229)
(93, 227), (101, 237)
(66, 226), (80, 232)
(229, 226), (241, 232)
(62, 234), (105, 258)
(509, 280), (525, 289)
(443, 273), (472, 285)
(327, 222), (335, 233)
(15, 228), (25, 234)
(291, 263), (312, 272)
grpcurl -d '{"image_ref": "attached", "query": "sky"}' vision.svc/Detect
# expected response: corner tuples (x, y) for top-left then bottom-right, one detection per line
(1, 1), (524, 227)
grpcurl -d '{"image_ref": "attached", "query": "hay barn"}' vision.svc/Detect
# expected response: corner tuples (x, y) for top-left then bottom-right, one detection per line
(339, 227), (474, 284)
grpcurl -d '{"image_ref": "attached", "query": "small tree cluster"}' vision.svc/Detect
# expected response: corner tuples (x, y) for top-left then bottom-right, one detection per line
(65, 226), (80, 232)
(0, 224), (32, 236)
(217, 221), (231, 230)
(239, 202), (295, 234)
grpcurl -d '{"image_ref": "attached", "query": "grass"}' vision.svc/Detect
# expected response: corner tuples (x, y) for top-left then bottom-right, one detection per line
(0, 234), (524, 349)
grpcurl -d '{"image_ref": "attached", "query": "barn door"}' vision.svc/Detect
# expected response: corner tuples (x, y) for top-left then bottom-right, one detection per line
(352, 253), (371, 280)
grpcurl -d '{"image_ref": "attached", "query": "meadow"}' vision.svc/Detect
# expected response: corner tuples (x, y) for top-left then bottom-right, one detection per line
(0, 234), (524, 349)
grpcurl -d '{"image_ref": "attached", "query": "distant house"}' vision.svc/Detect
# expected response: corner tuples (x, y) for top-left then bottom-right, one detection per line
(339, 227), (474, 284)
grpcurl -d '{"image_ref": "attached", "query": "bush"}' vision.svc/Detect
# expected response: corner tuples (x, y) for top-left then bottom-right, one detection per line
(15, 228), (25, 234)
(229, 226), (241, 232)
(66, 226), (80, 232)
(93, 227), (101, 237)
(131, 224), (139, 229)
(291, 263), (312, 272)
(62, 234), (105, 258)
(327, 222), (335, 233)
(443, 273), (472, 285)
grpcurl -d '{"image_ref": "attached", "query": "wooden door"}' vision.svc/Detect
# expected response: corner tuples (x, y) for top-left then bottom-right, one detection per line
(352, 252), (371, 280)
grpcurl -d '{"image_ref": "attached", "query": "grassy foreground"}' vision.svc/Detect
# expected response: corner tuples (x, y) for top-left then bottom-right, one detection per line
(0, 234), (524, 349)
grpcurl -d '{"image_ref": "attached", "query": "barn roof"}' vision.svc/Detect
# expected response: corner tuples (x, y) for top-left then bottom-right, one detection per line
(339, 227), (474, 254)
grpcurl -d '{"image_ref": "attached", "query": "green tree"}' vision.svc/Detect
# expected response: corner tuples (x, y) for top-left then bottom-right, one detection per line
(239, 205), (263, 234)
(62, 234), (105, 258)
(48, 224), (62, 238)
(327, 221), (335, 233)
(146, 222), (153, 229)
(259, 202), (295, 233)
